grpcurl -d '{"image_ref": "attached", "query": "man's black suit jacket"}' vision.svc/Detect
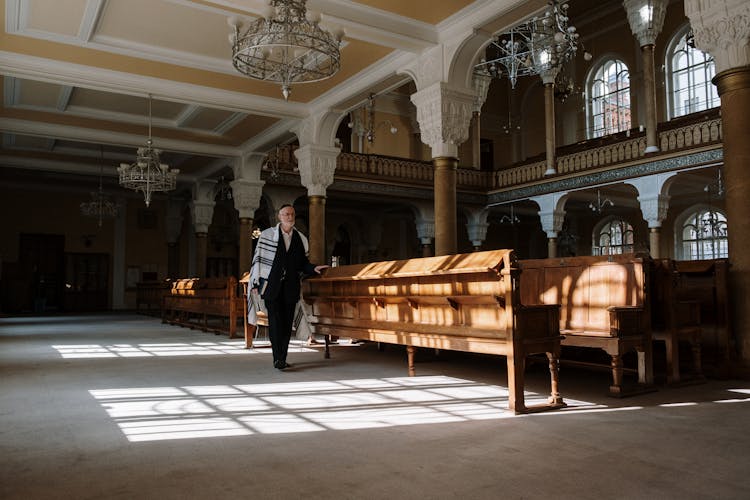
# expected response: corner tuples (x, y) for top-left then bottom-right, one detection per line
(261, 227), (316, 302)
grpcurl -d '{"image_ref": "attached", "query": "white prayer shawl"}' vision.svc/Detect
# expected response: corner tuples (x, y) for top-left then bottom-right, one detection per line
(247, 224), (309, 324)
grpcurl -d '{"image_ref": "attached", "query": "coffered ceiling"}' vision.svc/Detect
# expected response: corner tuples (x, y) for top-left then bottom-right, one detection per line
(1, 0), (554, 196)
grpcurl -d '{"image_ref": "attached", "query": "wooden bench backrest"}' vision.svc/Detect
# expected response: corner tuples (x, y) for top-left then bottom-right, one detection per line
(672, 259), (729, 328)
(519, 254), (647, 335)
(169, 277), (236, 298)
(304, 249), (519, 339)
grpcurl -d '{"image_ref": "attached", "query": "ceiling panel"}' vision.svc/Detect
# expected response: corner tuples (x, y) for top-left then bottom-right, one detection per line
(25, 0), (87, 37)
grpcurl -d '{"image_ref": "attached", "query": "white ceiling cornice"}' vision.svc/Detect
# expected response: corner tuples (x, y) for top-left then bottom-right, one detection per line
(0, 51), (308, 119)
(0, 117), (241, 158)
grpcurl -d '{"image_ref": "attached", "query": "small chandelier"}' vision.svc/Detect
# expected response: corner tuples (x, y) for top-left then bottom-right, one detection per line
(80, 146), (118, 227)
(118, 94), (179, 208)
(348, 93), (397, 148)
(214, 176), (233, 201)
(228, 0), (344, 101)
(475, 1), (590, 88)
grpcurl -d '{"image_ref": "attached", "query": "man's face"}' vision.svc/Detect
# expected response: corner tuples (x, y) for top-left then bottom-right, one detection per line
(278, 206), (295, 226)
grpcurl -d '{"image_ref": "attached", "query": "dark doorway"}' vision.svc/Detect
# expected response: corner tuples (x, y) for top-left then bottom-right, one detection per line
(64, 253), (110, 311)
(19, 233), (65, 313)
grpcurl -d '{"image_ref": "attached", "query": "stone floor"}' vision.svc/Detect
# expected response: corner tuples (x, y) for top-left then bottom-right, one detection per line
(1, 313), (749, 499)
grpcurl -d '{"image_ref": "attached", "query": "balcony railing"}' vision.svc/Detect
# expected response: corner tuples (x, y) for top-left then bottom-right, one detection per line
(266, 110), (723, 194)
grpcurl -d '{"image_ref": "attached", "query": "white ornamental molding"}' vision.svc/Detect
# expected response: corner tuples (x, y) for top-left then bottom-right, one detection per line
(466, 222), (489, 247)
(623, 0), (669, 47)
(190, 200), (215, 234)
(294, 144), (340, 197)
(230, 179), (264, 219)
(411, 82), (474, 158)
(638, 194), (670, 227)
(685, 0), (750, 73)
(416, 220), (435, 243)
(472, 70), (493, 113)
(539, 209), (565, 238)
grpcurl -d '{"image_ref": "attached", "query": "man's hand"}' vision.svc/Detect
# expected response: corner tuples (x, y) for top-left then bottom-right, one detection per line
(314, 265), (329, 274)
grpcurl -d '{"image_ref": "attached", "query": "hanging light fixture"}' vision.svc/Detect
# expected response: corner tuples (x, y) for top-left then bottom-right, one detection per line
(80, 145), (118, 227)
(118, 94), (179, 208)
(475, 0), (591, 88)
(228, 0), (344, 101)
(348, 93), (397, 147)
(589, 190), (614, 213)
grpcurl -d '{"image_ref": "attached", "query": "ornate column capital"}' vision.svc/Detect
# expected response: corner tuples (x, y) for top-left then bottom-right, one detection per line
(638, 194), (670, 228)
(472, 70), (493, 114)
(623, 0), (668, 47)
(230, 179), (264, 219)
(466, 222), (489, 247)
(684, 0), (750, 73)
(294, 144), (340, 197)
(539, 210), (565, 238)
(190, 180), (216, 234)
(415, 220), (435, 245)
(410, 82), (474, 158)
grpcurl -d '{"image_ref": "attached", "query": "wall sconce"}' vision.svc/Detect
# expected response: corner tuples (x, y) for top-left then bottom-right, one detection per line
(348, 93), (397, 149)
(589, 190), (614, 213)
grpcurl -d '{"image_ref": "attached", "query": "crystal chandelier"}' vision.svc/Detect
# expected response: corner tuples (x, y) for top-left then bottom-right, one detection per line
(80, 146), (118, 227)
(117, 95), (179, 208)
(228, 0), (344, 101)
(475, 0), (590, 88)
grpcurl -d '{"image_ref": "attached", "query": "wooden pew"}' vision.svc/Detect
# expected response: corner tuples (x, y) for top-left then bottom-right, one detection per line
(135, 280), (171, 316)
(649, 259), (703, 384)
(162, 277), (243, 338)
(302, 249), (565, 415)
(673, 259), (732, 377)
(518, 254), (654, 396)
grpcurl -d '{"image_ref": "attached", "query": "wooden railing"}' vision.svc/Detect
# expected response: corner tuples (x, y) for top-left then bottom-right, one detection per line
(266, 111), (722, 193)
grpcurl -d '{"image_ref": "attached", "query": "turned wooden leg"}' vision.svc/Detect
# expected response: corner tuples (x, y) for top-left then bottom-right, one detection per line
(664, 334), (680, 384)
(692, 336), (703, 376)
(610, 354), (623, 395)
(637, 342), (654, 385)
(406, 345), (416, 376)
(506, 351), (526, 413)
(547, 352), (564, 405)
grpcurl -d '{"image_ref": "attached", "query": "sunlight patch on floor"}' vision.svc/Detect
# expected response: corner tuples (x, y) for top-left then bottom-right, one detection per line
(89, 376), (597, 442)
(52, 340), (316, 358)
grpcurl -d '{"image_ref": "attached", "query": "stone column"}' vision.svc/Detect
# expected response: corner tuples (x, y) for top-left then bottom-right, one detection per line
(626, 174), (672, 258)
(624, 0), (668, 154)
(308, 195), (326, 264)
(685, 0), (750, 368)
(434, 157), (458, 255)
(231, 177), (264, 276)
(190, 180), (216, 278)
(541, 69), (559, 176)
(411, 82), (474, 256)
(295, 144), (339, 265)
(165, 200), (183, 278)
(471, 70), (492, 170)
(533, 193), (567, 259)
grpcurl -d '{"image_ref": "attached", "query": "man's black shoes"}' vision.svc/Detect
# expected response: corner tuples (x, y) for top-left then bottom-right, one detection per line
(274, 360), (292, 370)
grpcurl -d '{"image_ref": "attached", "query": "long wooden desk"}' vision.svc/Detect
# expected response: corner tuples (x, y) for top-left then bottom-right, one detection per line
(302, 250), (565, 414)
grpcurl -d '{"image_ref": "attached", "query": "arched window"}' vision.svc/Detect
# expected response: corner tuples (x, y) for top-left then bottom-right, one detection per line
(592, 217), (634, 256)
(666, 26), (719, 118)
(678, 207), (728, 260)
(588, 59), (631, 138)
